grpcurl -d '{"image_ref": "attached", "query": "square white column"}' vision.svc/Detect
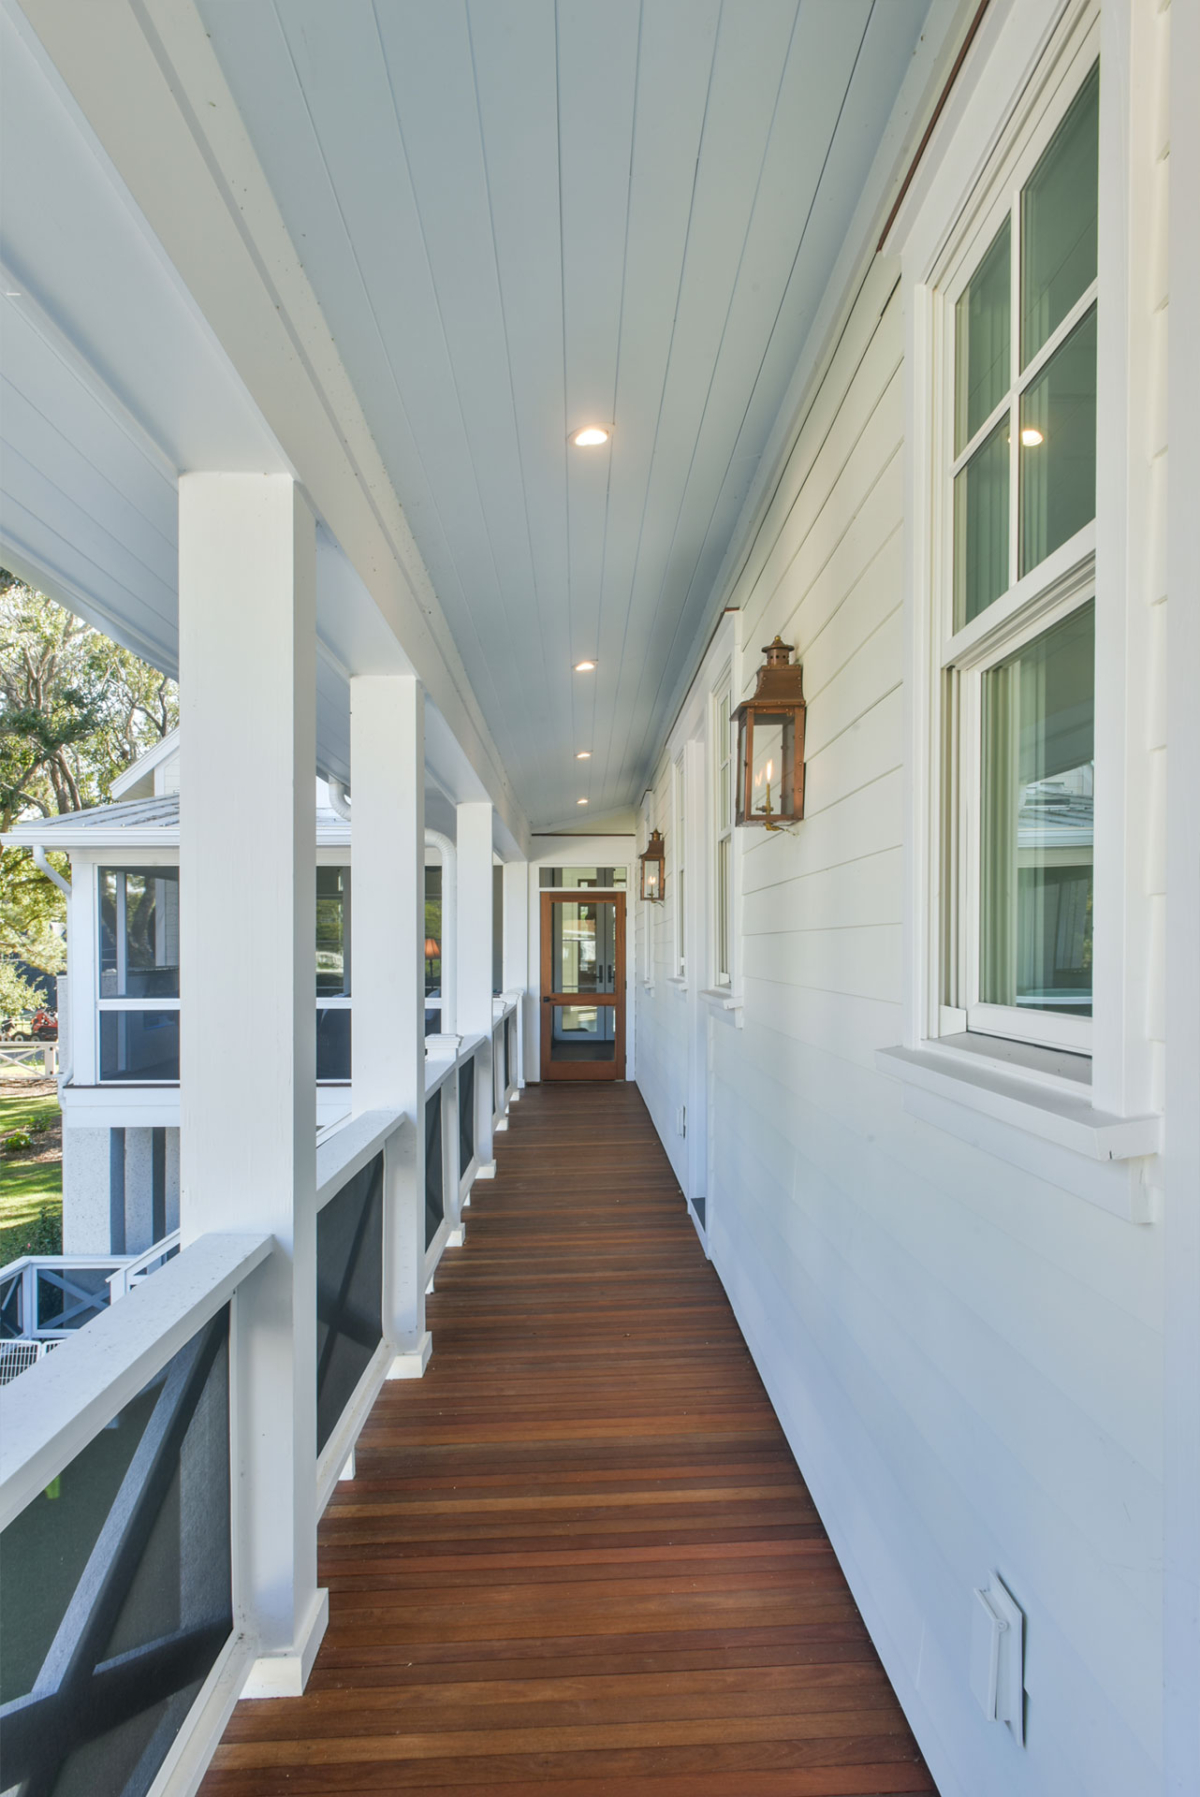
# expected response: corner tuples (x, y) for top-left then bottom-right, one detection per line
(456, 801), (495, 1174)
(350, 675), (429, 1374)
(502, 858), (530, 1088)
(178, 473), (324, 1697)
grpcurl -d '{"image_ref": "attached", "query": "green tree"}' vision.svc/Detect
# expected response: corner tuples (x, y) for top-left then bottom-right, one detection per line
(0, 571), (178, 978)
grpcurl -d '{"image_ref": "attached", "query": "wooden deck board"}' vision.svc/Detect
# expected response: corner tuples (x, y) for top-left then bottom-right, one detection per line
(202, 1083), (936, 1796)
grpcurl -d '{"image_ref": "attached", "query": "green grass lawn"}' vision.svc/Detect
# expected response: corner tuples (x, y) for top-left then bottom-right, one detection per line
(0, 1078), (63, 1263)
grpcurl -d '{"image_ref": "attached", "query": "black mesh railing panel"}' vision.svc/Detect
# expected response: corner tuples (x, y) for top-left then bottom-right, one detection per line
(0, 1269), (23, 1338)
(458, 1058), (475, 1174)
(504, 1017), (513, 1092)
(0, 1308), (233, 1797)
(36, 1267), (113, 1332)
(425, 1093), (444, 1251)
(315, 1151), (384, 1457)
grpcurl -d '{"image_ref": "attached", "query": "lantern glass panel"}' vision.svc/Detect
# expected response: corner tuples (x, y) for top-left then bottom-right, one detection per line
(748, 715), (792, 820)
(642, 859), (661, 902)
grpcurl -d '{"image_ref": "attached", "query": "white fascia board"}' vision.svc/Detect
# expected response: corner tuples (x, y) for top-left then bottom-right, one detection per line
(13, 0), (530, 861)
(110, 726), (180, 798)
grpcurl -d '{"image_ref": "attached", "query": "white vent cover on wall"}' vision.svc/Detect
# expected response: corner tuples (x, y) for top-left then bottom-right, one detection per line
(970, 1573), (1026, 1744)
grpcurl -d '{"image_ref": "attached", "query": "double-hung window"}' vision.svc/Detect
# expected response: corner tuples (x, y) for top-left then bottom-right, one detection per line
(940, 54), (1098, 1056)
(98, 867), (180, 1081)
(316, 866), (351, 1079)
(674, 755), (687, 980)
(713, 691), (732, 987)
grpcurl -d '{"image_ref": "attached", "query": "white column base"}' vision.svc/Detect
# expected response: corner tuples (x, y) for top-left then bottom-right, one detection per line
(425, 1273), (435, 1293)
(338, 1447), (356, 1483)
(495, 1117), (509, 1132)
(475, 1162), (497, 1179)
(447, 1223), (466, 1247)
(242, 1587), (328, 1700)
(387, 1331), (433, 1379)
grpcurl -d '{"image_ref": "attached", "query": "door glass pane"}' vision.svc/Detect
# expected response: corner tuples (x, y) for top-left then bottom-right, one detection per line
(1019, 305), (1097, 575)
(717, 838), (730, 982)
(99, 868), (180, 998)
(954, 417), (1010, 628)
(1021, 63), (1099, 366)
(980, 603), (1094, 1016)
(955, 222), (1011, 453)
(539, 867), (627, 887)
(717, 695), (731, 832)
(549, 901), (616, 994)
(549, 1005), (616, 1064)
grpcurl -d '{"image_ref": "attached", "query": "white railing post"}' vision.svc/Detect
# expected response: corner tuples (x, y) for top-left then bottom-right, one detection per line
(350, 675), (430, 1379)
(178, 473), (323, 1699)
(457, 802), (495, 1176)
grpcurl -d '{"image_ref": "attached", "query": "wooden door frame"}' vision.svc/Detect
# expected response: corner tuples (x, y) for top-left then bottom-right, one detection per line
(539, 890), (626, 1081)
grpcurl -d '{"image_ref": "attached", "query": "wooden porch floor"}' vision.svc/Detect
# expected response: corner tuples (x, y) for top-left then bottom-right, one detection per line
(203, 1083), (937, 1797)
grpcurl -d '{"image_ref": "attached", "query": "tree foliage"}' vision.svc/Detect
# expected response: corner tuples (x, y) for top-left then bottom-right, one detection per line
(1, 571), (179, 980)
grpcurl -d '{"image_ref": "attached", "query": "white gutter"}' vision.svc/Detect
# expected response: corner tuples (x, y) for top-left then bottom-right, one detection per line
(325, 781), (456, 1034)
(32, 846), (71, 898)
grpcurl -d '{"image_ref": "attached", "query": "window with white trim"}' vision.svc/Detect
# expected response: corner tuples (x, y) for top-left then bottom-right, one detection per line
(939, 49), (1098, 1056)
(674, 754), (686, 980)
(713, 690), (732, 986)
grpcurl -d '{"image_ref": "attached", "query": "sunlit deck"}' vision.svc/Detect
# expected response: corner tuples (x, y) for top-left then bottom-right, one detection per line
(203, 1085), (935, 1796)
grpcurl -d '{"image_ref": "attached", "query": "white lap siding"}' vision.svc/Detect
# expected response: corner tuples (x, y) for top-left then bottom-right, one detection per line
(636, 252), (1163, 1797)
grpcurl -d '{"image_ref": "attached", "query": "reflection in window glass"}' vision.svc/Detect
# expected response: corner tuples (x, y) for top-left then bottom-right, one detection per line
(99, 869), (180, 998)
(954, 417), (1010, 628)
(955, 223), (1010, 453)
(1019, 306), (1097, 576)
(424, 864), (442, 1005)
(100, 1010), (181, 1081)
(1021, 63), (1099, 366)
(980, 604), (1094, 1016)
(316, 867), (350, 997)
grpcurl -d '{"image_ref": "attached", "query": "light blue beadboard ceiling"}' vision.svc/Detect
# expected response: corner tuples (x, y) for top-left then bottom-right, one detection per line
(197, 0), (929, 829)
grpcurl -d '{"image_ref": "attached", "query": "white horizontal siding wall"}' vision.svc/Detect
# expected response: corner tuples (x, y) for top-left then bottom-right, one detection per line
(634, 779), (689, 1194)
(636, 237), (1164, 1797)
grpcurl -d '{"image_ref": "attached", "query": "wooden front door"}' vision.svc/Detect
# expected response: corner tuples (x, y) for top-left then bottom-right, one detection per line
(539, 891), (625, 1081)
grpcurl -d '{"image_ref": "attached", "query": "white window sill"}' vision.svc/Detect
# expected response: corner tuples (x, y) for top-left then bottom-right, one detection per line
(876, 1039), (1162, 1224)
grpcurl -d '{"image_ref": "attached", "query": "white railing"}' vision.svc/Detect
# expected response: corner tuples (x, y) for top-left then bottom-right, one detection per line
(425, 1030), (486, 1278)
(492, 991), (522, 1129)
(0, 1232), (273, 1796)
(0, 1231), (271, 1528)
(314, 1107), (408, 1515)
(107, 1229), (182, 1301)
(0, 1253), (129, 1340)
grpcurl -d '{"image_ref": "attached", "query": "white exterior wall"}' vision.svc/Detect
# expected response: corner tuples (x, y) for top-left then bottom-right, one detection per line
(634, 35), (1172, 1784)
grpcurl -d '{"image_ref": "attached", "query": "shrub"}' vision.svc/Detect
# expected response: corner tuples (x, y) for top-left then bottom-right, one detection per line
(24, 1206), (62, 1256)
(2, 1130), (31, 1154)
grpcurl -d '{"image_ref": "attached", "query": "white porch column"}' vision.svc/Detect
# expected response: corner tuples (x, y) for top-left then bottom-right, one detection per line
(178, 474), (323, 1697)
(456, 801), (495, 1176)
(502, 858), (529, 1090)
(350, 676), (430, 1376)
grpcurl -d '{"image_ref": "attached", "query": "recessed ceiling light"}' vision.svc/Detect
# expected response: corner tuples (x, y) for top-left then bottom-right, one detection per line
(569, 425), (611, 448)
(576, 751), (591, 759)
(574, 660), (596, 672)
(1020, 427), (1044, 447)
(577, 798), (589, 805)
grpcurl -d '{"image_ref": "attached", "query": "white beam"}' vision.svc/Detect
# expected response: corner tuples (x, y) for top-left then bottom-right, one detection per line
(350, 675), (429, 1372)
(178, 471), (324, 1698)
